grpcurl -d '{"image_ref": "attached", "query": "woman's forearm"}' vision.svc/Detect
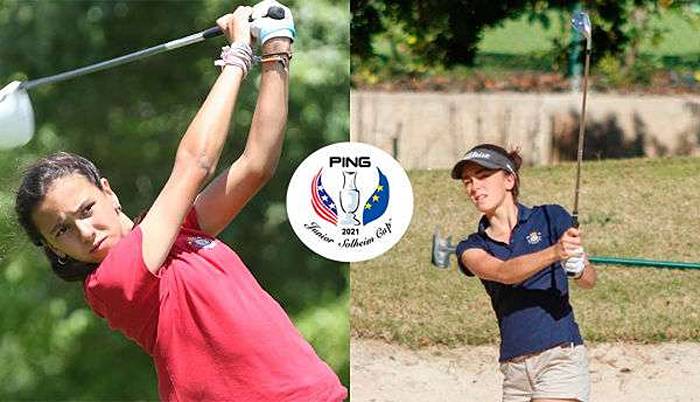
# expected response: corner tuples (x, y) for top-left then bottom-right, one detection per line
(497, 246), (560, 284)
(575, 262), (597, 289)
(240, 38), (290, 179)
(176, 66), (245, 180)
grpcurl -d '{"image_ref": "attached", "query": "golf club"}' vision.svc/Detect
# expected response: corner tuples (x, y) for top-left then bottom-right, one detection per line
(570, 11), (592, 228)
(0, 5), (287, 149)
(430, 227), (700, 270)
(0, 26), (222, 149)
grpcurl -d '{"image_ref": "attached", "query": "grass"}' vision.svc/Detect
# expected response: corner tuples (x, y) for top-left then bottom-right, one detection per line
(479, 11), (566, 55)
(351, 157), (700, 347)
(479, 9), (700, 56)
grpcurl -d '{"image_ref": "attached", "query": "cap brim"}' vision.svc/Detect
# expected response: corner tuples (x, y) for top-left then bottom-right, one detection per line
(450, 158), (504, 179)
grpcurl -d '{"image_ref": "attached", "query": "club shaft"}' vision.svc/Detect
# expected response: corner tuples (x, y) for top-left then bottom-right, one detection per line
(20, 26), (222, 91)
(572, 45), (591, 222)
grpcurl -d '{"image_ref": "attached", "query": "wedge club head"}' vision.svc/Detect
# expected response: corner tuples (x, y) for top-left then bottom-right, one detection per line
(571, 11), (592, 49)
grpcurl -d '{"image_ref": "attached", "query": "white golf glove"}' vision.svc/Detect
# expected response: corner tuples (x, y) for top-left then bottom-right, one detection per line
(250, 0), (295, 45)
(564, 247), (586, 279)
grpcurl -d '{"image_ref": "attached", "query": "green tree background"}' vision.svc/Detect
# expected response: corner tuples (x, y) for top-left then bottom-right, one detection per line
(351, 0), (693, 66)
(0, 0), (349, 399)
(352, 0), (698, 85)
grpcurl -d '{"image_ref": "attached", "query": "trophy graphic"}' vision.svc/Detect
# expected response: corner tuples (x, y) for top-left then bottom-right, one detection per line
(339, 171), (361, 226)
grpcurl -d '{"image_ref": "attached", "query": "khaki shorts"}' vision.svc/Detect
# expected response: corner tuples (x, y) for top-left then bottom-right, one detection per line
(500, 344), (590, 402)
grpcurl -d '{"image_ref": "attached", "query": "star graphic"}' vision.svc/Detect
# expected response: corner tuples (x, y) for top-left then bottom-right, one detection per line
(376, 184), (384, 192)
(365, 203), (372, 210)
(372, 195), (380, 202)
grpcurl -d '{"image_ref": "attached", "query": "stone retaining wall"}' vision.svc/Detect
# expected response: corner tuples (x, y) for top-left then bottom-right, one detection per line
(350, 91), (700, 169)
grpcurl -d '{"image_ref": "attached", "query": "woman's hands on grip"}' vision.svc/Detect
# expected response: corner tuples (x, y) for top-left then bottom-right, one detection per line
(216, 6), (253, 46)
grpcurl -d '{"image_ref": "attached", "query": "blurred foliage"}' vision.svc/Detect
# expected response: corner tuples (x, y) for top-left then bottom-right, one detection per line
(0, 0), (349, 399)
(352, 0), (700, 90)
(352, 0), (540, 71)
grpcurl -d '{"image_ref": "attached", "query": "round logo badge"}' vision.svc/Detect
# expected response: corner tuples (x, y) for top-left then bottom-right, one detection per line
(286, 142), (414, 262)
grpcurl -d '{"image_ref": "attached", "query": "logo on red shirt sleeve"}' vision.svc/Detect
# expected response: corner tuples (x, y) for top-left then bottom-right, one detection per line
(187, 236), (217, 250)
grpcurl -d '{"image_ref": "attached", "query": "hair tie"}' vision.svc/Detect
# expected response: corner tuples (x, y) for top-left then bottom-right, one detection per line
(214, 43), (257, 78)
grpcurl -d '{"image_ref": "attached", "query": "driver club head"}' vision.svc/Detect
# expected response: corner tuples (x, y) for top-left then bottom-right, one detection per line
(571, 11), (592, 41)
(431, 227), (456, 269)
(0, 81), (35, 149)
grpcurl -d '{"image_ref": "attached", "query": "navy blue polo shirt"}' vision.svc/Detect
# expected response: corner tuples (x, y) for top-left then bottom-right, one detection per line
(455, 203), (583, 362)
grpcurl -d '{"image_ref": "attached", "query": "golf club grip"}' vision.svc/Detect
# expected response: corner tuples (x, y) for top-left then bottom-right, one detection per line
(202, 26), (223, 39)
(572, 215), (580, 228)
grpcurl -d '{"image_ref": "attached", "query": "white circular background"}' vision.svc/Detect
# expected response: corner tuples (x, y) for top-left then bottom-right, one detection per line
(286, 142), (414, 263)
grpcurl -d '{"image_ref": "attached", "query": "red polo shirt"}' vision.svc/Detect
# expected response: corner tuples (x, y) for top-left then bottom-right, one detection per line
(84, 210), (347, 401)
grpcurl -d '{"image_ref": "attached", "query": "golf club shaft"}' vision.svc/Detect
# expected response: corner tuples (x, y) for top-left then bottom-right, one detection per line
(20, 26), (222, 91)
(572, 43), (591, 228)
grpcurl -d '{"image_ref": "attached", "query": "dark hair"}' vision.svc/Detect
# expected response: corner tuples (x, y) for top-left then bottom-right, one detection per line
(15, 152), (103, 282)
(476, 143), (523, 200)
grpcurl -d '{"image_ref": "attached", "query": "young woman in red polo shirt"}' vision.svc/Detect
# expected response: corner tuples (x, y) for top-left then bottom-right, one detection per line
(14, 3), (346, 401)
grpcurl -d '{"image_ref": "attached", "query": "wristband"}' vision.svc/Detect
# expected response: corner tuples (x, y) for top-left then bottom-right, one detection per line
(260, 51), (291, 71)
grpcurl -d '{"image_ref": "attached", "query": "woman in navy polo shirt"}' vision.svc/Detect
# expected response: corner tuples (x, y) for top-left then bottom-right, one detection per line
(452, 143), (597, 402)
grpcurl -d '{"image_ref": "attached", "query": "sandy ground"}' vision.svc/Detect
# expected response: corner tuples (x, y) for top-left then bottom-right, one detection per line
(351, 339), (700, 402)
